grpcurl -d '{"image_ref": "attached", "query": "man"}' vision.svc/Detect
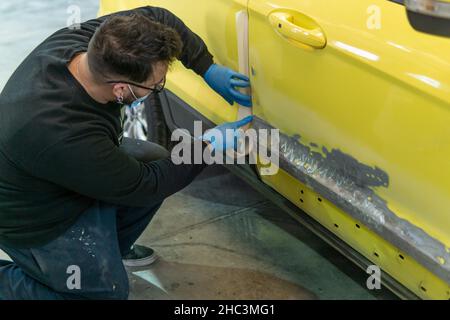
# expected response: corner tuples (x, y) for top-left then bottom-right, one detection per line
(0, 6), (252, 299)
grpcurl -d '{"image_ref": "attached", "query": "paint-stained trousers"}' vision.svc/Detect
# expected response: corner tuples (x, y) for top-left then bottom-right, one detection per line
(0, 138), (170, 300)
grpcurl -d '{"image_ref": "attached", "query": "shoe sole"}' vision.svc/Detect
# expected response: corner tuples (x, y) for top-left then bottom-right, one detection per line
(122, 254), (159, 267)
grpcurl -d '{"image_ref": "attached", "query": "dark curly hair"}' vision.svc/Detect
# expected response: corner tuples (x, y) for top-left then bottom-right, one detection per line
(87, 13), (182, 83)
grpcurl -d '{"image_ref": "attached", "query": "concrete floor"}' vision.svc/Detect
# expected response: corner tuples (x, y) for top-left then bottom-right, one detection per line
(0, 165), (397, 300)
(126, 165), (397, 300)
(0, 0), (99, 89)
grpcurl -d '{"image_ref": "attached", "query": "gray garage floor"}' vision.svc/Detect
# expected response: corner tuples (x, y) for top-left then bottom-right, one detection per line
(126, 165), (397, 300)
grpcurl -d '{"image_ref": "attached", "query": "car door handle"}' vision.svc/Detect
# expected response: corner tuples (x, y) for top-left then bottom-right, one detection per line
(269, 11), (327, 49)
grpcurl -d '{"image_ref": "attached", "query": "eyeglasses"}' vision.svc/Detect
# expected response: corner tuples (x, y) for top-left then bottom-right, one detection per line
(106, 76), (166, 95)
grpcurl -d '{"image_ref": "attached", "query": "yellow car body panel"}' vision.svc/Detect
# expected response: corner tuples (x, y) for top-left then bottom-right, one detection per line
(249, 0), (450, 244)
(248, 0), (450, 299)
(99, 0), (450, 299)
(263, 167), (450, 299)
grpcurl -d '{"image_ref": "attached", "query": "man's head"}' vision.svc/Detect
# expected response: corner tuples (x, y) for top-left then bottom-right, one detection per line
(87, 13), (182, 104)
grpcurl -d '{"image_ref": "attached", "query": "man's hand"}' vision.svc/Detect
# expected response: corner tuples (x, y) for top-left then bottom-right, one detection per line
(199, 115), (254, 152)
(203, 64), (252, 107)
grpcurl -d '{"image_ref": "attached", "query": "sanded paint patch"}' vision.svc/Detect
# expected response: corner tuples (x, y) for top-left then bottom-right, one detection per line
(253, 117), (450, 285)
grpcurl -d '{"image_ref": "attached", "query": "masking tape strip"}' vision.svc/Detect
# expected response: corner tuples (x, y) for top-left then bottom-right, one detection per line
(227, 10), (254, 160)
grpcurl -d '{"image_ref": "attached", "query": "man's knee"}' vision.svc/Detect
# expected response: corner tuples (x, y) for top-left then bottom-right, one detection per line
(120, 137), (170, 163)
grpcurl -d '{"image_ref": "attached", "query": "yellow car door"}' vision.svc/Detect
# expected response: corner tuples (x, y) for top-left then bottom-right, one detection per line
(248, 0), (450, 299)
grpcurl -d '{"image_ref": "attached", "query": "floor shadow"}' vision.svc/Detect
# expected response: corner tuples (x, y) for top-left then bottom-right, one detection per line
(128, 259), (317, 300)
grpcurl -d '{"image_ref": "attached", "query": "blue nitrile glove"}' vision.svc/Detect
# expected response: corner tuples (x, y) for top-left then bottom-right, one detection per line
(200, 115), (254, 152)
(203, 64), (252, 107)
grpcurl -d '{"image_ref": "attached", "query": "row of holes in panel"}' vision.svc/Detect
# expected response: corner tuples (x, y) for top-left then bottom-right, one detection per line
(299, 189), (432, 295)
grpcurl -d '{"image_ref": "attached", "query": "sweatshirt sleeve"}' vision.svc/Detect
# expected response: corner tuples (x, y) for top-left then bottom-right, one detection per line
(31, 131), (208, 207)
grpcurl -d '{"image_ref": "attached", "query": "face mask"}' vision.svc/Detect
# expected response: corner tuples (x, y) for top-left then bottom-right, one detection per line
(128, 84), (150, 109)
(129, 94), (149, 109)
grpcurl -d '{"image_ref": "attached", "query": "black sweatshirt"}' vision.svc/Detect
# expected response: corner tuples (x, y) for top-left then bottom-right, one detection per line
(0, 6), (213, 248)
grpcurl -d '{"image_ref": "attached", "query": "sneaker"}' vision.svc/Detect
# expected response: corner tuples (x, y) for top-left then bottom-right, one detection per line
(122, 245), (158, 267)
